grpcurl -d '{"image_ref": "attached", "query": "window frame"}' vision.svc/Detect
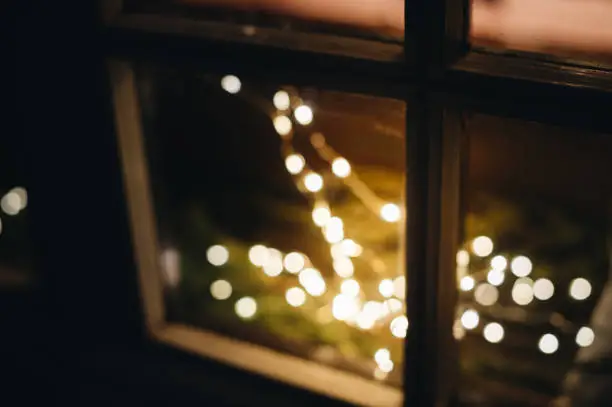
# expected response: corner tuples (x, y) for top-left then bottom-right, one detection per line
(90, 0), (612, 406)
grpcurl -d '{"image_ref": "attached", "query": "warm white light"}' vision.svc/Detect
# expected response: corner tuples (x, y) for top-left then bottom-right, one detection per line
(341, 279), (361, 297)
(533, 278), (555, 301)
(286, 287), (307, 307)
(332, 294), (360, 321)
(220, 75), (241, 94)
(294, 105), (313, 125)
(312, 204), (331, 227)
(512, 280), (534, 305)
(206, 245), (229, 266)
(299, 268), (326, 296)
(385, 298), (403, 313)
(356, 312), (376, 330)
(1, 191), (21, 216)
(461, 309), (479, 330)
(471, 236), (494, 257)
(283, 252), (306, 274)
(374, 348), (391, 366)
(378, 279), (395, 298)
(235, 297), (257, 319)
(483, 322), (505, 343)
(487, 269), (505, 286)
(160, 248), (181, 287)
(285, 154), (305, 175)
(273, 90), (291, 110)
(248, 245), (269, 267)
(393, 276), (406, 299)
(324, 217), (344, 243)
(333, 257), (354, 278)
(474, 283), (499, 306)
(570, 278), (592, 301)
(456, 250), (470, 267)
(210, 280), (232, 300)
(390, 315), (409, 338)
(273, 115), (292, 137)
(380, 203), (401, 223)
(490, 255), (507, 271)
(453, 319), (466, 340)
(331, 158), (351, 178)
(11, 187), (27, 209)
(378, 359), (394, 373)
(539, 333), (559, 354)
(304, 172), (324, 192)
(576, 327), (595, 348)
(362, 301), (385, 320)
(339, 239), (362, 257)
(511, 256), (533, 277)
(373, 368), (388, 381)
(460, 276), (475, 291)
(263, 249), (283, 277)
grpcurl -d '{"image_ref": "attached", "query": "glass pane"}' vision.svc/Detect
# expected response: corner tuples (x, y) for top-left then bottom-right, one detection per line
(135, 65), (406, 386)
(124, 0), (404, 43)
(457, 114), (612, 405)
(472, 0), (612, 63)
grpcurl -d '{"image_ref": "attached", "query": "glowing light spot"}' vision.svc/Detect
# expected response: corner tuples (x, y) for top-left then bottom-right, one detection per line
(538, 333), (559, 354)
(385, 298), (403, 313)
(220, 75), (241, 94)
(1, 191), (21, 216)
(206, 245), (229, 266)
(512, 280), (534, 305)
(380, 203), (401, 223)
(510, 256), (532, 277)
(331, 158), (351, 178)
(273, 115), (292, 137)
(453, 319), (466, 340)
(569, 278), (592, 301)
(248, 245), (269, 267)
(393, 276), (406, 299)
(483, 322), (504, 343)
(299, 268), (326, 296)
(472, 236), (494, 257)
(378, 359), (394, 373)
(339, 239), (362, 257)
(333, 257), (354, 278)
(533, 278), (555, 301)
(312, 204), (331, 227)
(286, 287), (306, 307)
(273, 90), (291, 110)
(374, 348), (391, 366)
(160, 248), (181, 287)
(390, 315), (409, 338)
(285, 154), (305, 175)
(263, 249), (283, 277)
(474, 283), (499, 306)
(235, 297), (257, 319)
(210, 280), (232, 300)
(324, 217), (344, 243)
(379, 279), (395, 298)
(456, 250), (470, 267)
(460, 276), (475, 291)
(461, 309), (479, 330)
(576, 327), (595, 348)
(490, 255), (507, 271)
(283, 252), (306, 274)
(294, 105), (313, 125)
(341, 279), (360, 297)
(332, 294), (360, 321)
(304, 172), (323, 192)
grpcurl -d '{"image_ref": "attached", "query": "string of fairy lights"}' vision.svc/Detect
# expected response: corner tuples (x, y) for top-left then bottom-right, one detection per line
(161, 74), (599, 382)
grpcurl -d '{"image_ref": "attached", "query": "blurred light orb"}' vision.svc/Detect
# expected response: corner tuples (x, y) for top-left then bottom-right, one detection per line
(453, 319), (466, 340)
(312, 205), (331, 227)
(512, 281), (534, 305)
(263, 249), (283, 277)
(490, 255), (508, 271)
(332, 294), (360, 321)
(483, 322), (505, 343)
(324, 217), (344, 243)
(379, 279), (395, 298)
(471, 236), (494, 257)
(461, 309), (479, 330)
(220, 75), (241, 93)
(273, 115), (292, 137)
(273, 90), (291, 110)
(533, 278), (555, 301)
(374, 348), (391, 366)
(390, 315), (409, 338)
(210, 280), (232, 300)
(206, 245), (229, 266)
(378, 359), (394, 373)
(341, 279), (361, 297)
(340, 239), (362, 257)
(235, 297), (257, 319)
(393, 276), (406, 300)
(487, 269), (505, 286)
(569, 278), (592, 301)
(286, 287), (307, 307)
(456, 250), (470, 267)
(333, 257), (354, 278)
(1, 191), (21, 216)
(385, 298), (403, 313)
(474, 283), (499, 306)
(380, 203), (401, 223)
(331, 158), (351, 178)
(538, 333), (559, 354)
(576, 326), (595, 348)
(304, 172), (324, 192)
(511, 255), (533, 277)
(285, 154), (305, 175)
(294, 105), (313, 125)
(248, 245), (269, 267)
(283, 252), (306, 274)
(299, 268), (326, 296)
(460, 276), (475, 291)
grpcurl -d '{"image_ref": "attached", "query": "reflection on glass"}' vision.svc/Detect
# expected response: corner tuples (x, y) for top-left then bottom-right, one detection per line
(124, 0), (404, 42)
(136, 65), (406, 385)
(458, 114), (612, 406)
(472, 0), (612, 62)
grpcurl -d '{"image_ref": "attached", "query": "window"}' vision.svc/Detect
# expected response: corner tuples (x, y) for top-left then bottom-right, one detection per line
(95, 0), (612, 406)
